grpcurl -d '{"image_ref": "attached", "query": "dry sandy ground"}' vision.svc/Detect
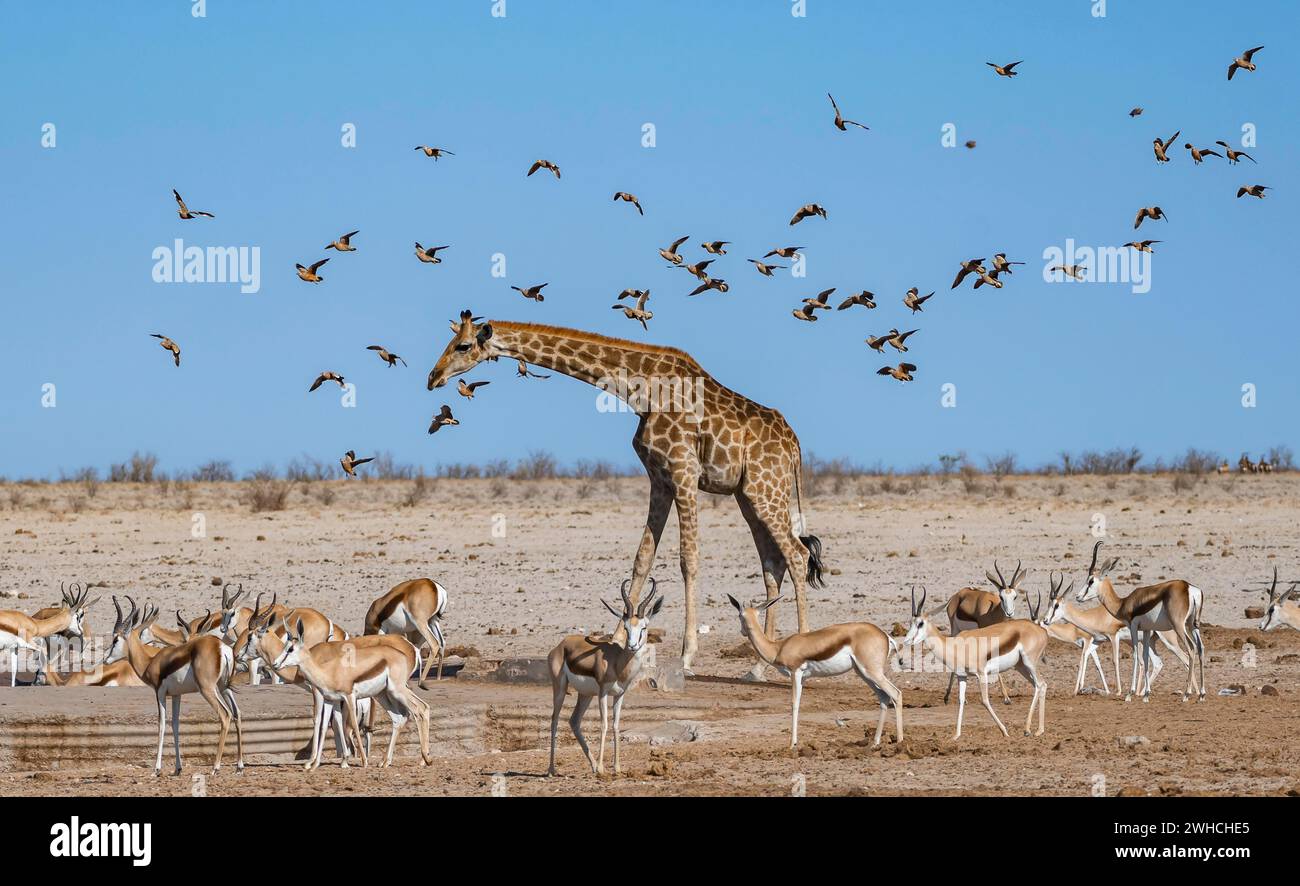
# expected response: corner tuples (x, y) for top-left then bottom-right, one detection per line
(1, 473), (1298, 795)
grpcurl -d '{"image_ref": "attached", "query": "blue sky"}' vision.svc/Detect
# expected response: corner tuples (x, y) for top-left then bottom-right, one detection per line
(2, 1), (1296, 477)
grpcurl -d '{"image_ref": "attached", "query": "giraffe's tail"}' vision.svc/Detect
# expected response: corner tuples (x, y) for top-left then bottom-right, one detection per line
(800, 534), (826, 588)
(792, 445), (825, 588)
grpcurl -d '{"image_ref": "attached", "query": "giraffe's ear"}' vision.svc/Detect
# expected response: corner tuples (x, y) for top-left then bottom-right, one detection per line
(476, 323), (493, 346)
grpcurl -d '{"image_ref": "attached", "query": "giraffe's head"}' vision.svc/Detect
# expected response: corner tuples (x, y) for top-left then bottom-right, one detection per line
(428, 310), (498, 389)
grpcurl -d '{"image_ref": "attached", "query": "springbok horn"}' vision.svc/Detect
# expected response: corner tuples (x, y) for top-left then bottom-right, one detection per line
(1088, 540), (1103, 574)
(638, 577), (659, 616)
(111, 596), (124, 633)
(919, 585), (927, 613)
(993, 560), (1007, 588)
(1269, 566), (1279, 599)
(619, 579), (633, 614)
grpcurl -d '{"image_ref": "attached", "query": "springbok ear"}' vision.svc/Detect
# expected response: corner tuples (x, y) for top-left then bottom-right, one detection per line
(727, 594), (742, 611)
(601, 598), (622, 618)
(758, 596), (783, 612)
(648, 596), (665, 619)
(476, 323), (493, 345)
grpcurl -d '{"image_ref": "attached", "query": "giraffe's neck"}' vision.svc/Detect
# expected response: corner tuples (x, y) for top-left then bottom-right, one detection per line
(489, 322), (707, 412)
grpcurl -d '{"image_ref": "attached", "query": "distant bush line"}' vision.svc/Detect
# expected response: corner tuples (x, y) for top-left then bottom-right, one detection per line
(7, 444), (1294, 489)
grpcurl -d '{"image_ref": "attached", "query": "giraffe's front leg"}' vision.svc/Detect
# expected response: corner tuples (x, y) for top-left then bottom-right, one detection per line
(673, 480), (701, 672)
(627, 477), (673, 609)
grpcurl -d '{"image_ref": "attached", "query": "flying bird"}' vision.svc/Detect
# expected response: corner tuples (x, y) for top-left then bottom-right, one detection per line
(886, 328), (918, 353)
(1236, 184), (1270, 199)
(991, 254), (1025, 274)
(295, 258), (329, 283)
(688, 277), (729, 297)
(865, 334), (892, 353)
(1215, 141), (1256, 164)
(172, 189), (214, 220)
(877, 363), (917, 382)
(764, 246), (804, 259)
(748, 259), (786, 276)
(951, 257), (987, 289)
(1153, 131), (1180, 163)
(1050, 264), (1088, 280)
(658, 235), (690, 265)
(309, 371), (347, 392)
(700, 241), (730, 255)
(414, 243), (449, 264)
(324, 230), (359, 252)
(903, 288), (934, 312)
(516, 358), (550, 379)
(973, 267), (1003, 289)
(150, 333), (181, 367)
(1129, 107), (1144, 117)
(682, 258), (715, 281)
(527, 159), (561, 179)
(789, 203), (827, 225)
(964, 140), (977, 149)
(1123, 240), (1160, 253)
(512, 283), (548, 302)
(1184, 143), (1223, 164)
(427, 405), (459, 434)
(837, 290), (876, 311)
(612, 192), (644, 215)
(339, 450), (374, 478)
(827, 93), (869, 130)
(612, 290), (653, 328)
(366, 345), (406, 367)
(1227, 46), (1263, 80)
(414, 146), (454, 160)
(792, 289), (834, 320)
(986, 61), (1022, 78)
(457, 379), (491, 400)
(1134, 206), (1169, 229)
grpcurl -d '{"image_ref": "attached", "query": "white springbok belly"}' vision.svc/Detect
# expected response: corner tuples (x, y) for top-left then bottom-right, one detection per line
(799, 647), (855, 678)
(981, 646), (1023, 678)
(562, 662), (636, 697)
(1132, 603), (1175, 633)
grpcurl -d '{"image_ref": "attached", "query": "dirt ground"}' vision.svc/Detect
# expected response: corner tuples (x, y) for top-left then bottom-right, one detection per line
(1, 472), (1298, 796)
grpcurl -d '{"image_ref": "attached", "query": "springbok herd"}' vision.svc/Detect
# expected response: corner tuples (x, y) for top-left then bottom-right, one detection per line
(2, 539), (1297, 781)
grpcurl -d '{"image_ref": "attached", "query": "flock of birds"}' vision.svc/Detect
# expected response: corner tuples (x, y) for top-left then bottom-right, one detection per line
(146, 47), (1272, 472)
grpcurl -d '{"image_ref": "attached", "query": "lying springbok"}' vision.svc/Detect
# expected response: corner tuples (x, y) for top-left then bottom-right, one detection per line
(1260, 567), (1299, 632)
(1074, 541), (1205, 702)
(1, 582), (97, 686)
(272, 618), (432, 770)
(364, 577), (449, 687)
(1040, 572), (1187, 695)
(40, 597), (146, 687)
(903, 586), (1048, 739)
(729, 594), (902, 748)
(547, 578), (665, 777)
(104, 597), (244, 775)
(941, 561), (1025, 705)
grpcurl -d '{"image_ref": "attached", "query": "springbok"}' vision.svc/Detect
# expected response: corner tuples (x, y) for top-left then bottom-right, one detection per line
(231, 595), (373, 768)
(1074, 541), (1205, 702)
(1239, 453), (1256, 473)
(40, 597), (145, 687)
(364, 578), (449, 687)
(271, 618), (432, 770)
(941, 561), (1025, 705)
(728, 595), (902, 748)
(1259, 567), (1299, 632)
(902, 586), (1048, 739)
(547, 578), (665, 777)
(1, 582), (96, 686)
(1040, 571), (1187, 695)
(104, 598), (244, 776)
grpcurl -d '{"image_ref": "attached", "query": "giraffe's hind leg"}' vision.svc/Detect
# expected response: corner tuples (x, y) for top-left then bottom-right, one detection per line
(742, 474), (811, 634)
(736, 494), (788, 681)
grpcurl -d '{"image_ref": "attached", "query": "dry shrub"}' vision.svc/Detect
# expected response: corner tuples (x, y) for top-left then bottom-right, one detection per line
(109, 451), (158, 483)
(244, 467), (291, 512)
(401, 472), (432, 507)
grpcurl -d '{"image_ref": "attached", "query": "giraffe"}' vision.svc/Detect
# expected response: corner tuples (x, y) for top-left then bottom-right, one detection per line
(428, 310), (826, 672)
